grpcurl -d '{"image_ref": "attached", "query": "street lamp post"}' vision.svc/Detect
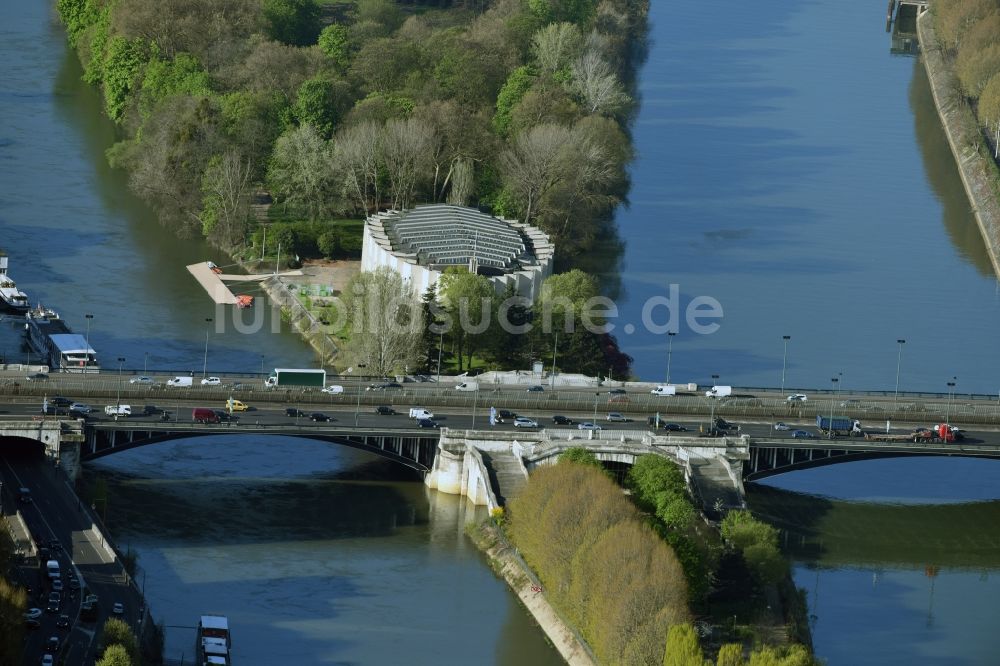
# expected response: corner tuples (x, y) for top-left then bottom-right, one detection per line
(894, 339), (906, 406)
(144, 352), (149, 375)
(116, 357), (125, 406)
(84, 314), (93, 355)
(593, 392), (600, 433)
(780, 335), (791, 395)
(436, 330), (444, 384)
(666, 331), (676, 385)
(550, 333), (559, 388)
(260, 355), (265, 376)
(202, 318), (213, 378)
(946, 379), (957, 422)
(710, 374), (719, 432)
(828, 377), (839, 440)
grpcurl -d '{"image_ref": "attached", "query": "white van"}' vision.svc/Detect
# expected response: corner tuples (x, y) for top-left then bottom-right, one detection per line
(167, 376), (193, 388)
(455, 382), (479, 392)
(409, 408), (434, 420)
(650, 385), (676, 396)
(46, 560), (60, 580)
(104, 404), (132, 417)
(705, 385), (732, 398)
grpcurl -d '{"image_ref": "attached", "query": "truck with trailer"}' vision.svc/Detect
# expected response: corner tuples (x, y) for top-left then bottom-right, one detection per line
(816, 415), (863, 437)
(264, 368), (326, 389)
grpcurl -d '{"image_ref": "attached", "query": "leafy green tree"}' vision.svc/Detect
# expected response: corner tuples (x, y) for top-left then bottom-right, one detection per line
(140, 52), (212, 118)
(662, 623), (705, 666)
(220, 91), (290, 180)
(527, 0), (599, 24)
(267, 123), (342, 220)
(201, 150), (254, 247)
(559, 447), (602, 468)
(318, 24), (351, 65)
(293, 76), (352, 137)
(720, 510), (778, 551)
(742, 542), (787, 585)
(102, 37), (150, 122)
(494, 66), (537, 136)
(96, 643), (132, 666)
(439, 268), (495, 372)
(956, 42), (1000, 98)
(263, 0), (320, 46)
(627, 454), (687, 511)
(420, 285), (446, 373)
(344, 267), (424, 375)
(532, 22), (583, 75)
(101, 618), (139, 663)
(716, 644), (746, 666)
(355, 0), (405, 33)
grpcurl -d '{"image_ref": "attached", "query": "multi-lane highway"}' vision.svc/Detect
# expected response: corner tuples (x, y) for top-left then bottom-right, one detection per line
(3, 453), (145, 666)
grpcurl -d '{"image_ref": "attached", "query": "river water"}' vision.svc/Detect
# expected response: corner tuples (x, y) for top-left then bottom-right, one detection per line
(2, 0), (999, 665)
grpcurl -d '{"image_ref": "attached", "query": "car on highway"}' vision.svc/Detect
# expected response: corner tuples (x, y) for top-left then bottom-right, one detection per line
(26, 372), (48, 381)
(786, 394), (808, 402)
(69, 403), (92, 415)
(552, 415), (573, 425)
(607, 412), (627, 422)
(310, 412), (333, 422)
(68, 577), (80, 590)
(226, 398), (249, 412)
(607, 388), (627, 395)
(513, 417), (538, 428)
(321, 385), (344, 394)
(577, 422), (602, 431)
(212, 410), (239, 424)
(494, 410), (516, 423)
(791, 430), (817, 439)
(417, 419), (439, 429)
(46, 592), (59, 613)
(56, 614), (70, 629)
(51, 579), (63, 592)
(41, 654), (54, 666)
(41, 404), (66, 416)
(130, 376), (155, 385)
(774, 422), (791, 431)
(18, 487), (32, 504)
(112, 602), (124, 615)
(662, 423), (687, 432)
(374, 405), (396, 415)
(526, 385), (544, 392)
(285, 408), (305, 417)
(23, 608), (42, 620)
(201, 376), (222, 386)
(369, 382), (402, 391)
(50, 396), (72, 407)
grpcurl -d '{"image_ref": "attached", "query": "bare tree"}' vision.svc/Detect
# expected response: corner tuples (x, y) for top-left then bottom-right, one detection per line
(334, 121), (381, 213)
(570, 49), (630, 115)
(202, 149), (254, 247)
(345, 267), (424, 377)
(499, 123), (574, 222)
(381, 117), (436, 210)
(532, 22), (583, 75)
(446, 158), (474, 206)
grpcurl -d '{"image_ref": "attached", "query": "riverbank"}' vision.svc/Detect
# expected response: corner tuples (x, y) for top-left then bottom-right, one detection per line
(917, 10), (1000, 278)
(467, 521), (597, 666)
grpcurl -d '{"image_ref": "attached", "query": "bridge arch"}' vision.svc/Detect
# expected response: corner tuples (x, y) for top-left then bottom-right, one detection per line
(82, 426), (440, 472)
(744, 446), (1000, 481)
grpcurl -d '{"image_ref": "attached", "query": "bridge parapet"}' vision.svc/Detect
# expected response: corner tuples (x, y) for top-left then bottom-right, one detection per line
(0, 418), (84, 481)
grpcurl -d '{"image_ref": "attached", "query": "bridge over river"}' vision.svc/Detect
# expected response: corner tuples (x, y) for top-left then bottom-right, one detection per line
(2, 409), (998, 517)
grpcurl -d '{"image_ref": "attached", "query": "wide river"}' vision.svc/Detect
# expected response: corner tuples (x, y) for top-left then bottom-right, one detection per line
(1, 0), (999, 664)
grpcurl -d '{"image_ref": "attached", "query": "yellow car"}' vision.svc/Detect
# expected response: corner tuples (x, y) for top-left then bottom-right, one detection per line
(226, 399), (248, 412)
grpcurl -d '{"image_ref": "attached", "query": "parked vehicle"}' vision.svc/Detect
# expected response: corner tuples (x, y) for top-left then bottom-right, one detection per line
(705, 385), (732, 398)
(607, 412), (627, 422)
(374, 405), (396, 415)
(513, 417), (538, 428)
(201, 376), (222, 386)
(167, 376), (193, 388)
(265, 368), (326, 388)
(192, 408), (220, 424)
(815, 415), (863, 437)
(552, 415), (573, 425)
(409, 408), (434, 420)
(104, 404), (131, 417)
(650, 385), (676, 396)
(455, 381), (479, 392)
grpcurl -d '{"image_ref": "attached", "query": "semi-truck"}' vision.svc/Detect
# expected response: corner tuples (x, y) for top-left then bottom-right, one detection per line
(816, 415), (863, 437)
(264, 368), (326, 389)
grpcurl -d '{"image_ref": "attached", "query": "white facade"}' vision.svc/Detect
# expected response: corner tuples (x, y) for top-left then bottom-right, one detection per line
(361, 205), (554, 300)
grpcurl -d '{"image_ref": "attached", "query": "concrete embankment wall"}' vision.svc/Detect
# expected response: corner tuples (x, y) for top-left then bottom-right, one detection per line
(918, 11), (1000, 277)
(259, 276), (339, 363)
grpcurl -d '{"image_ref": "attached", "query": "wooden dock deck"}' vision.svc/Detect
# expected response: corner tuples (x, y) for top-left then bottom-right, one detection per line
(185, 262), (303, 305)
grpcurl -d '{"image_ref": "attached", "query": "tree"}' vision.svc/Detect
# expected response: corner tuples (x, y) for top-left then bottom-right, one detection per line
(96, 644), (133, 666)
(201, 149), (254, 247)
(446, 158), (474, 206)
(102, 36), (149, 122)
(344, 267), (424, 376)
(318, 24), (351, 66)
(716, 644), (746, 666)
(499, 123), (574, 223)
(662, 623), (704, 666)
(494, 66), (537, 135)
(101, 617), (139, 663)
(956, 42), (1000, 99)
(559, 447), (602, 468)
(419, 285), (446, 373)
(527, 0), (599, 24)
(334, 120), (381, 214)
(977, 73), (1000, 149)
(267, 123), (342, 220)
(438, 269), (496, 372)
(381, 117), (437, 210)
(570, 49), (630, 115)
(293, 76), (352, 137)
(935, 0), (997, 50)
(139, 51), (212, 119)
(532, 22), (583, 75)
(263, 0), (320, 46)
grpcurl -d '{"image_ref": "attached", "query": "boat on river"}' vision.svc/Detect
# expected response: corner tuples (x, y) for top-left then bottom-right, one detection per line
(0, 252), (29, 312)
(197, 615), (231, 665)
(24, 305), (99, 372)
